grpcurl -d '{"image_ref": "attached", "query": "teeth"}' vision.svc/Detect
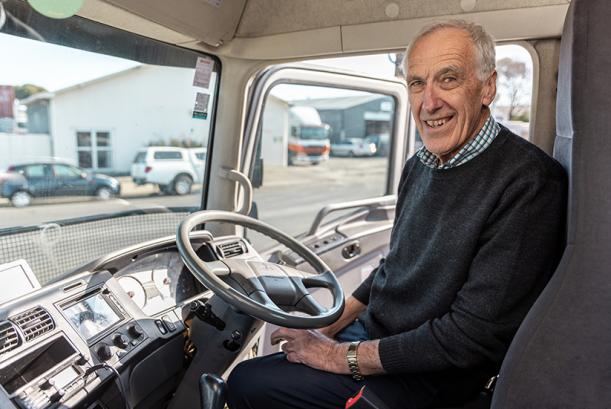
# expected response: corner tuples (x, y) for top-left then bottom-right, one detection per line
(425, 118), (448, 128)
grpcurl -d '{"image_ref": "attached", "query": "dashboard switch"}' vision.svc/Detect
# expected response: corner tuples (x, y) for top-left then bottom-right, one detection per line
(96, 343), (113, 361)
(155, 319), (167, 334)
(162, 315), (177, 332)
(113, 333), (129, 349)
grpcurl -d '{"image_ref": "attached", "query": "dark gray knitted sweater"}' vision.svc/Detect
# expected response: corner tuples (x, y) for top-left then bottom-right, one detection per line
(353, 127), (567, 375)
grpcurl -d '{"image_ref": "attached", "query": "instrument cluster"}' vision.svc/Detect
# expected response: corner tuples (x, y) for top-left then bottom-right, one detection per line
(115, 251), (199, 316)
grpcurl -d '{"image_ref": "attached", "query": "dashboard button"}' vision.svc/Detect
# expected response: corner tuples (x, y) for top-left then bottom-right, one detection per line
(162, 315), (176, 332)
(155, 320), (167, 334)
(113, 333), (129, 349)
(96, 344), (113, 361)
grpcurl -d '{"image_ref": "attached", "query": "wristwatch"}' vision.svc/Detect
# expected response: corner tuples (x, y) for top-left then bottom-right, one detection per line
(346, 341), (364, 381)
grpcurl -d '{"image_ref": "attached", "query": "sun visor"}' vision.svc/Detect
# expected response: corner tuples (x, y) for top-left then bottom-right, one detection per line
(102, 0), (246, 47)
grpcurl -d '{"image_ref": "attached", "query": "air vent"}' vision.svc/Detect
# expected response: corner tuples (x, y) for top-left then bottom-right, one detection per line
(11, 307), (55, 342)
(0, 321), (21, 355)
(218, 241), (246, 258)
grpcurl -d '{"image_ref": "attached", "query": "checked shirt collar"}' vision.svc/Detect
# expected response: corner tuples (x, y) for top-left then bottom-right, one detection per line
(416, 115), (501, 169)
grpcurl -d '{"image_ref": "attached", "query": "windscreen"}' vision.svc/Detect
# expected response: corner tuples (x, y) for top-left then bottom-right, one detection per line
(0, 0), (219, 284)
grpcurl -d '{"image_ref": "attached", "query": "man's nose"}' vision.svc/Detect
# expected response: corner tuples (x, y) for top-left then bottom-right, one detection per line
(422, 84), (443, 113)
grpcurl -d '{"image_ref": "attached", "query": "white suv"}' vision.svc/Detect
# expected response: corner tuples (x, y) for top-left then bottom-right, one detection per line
(130, 147), (206, 195)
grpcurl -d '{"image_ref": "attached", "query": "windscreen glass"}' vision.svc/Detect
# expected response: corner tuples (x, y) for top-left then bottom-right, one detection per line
(0, 0), (219, 284)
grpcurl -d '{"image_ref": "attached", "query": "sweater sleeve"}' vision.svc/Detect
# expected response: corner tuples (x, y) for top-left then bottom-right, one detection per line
(377, 173), (566, 373)
(352, 258), (385, 305)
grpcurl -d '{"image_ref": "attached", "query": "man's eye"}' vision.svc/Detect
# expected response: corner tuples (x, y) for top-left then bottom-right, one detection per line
(442, 77), (456, 83)
(409, 81), (424, 90)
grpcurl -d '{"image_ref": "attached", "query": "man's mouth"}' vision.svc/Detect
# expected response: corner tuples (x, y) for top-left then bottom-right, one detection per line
(424, 116), (453, 128)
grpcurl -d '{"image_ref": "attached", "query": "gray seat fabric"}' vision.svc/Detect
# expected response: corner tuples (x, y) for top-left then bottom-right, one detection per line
(491, 0), (611, 407)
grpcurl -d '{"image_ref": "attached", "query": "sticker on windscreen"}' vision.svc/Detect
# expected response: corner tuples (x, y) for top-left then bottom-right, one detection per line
(193, 56), (214, 89)
(192, 92), (210, 120)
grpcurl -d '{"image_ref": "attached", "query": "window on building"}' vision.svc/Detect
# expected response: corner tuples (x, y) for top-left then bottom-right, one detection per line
(76, 131), (112, 170)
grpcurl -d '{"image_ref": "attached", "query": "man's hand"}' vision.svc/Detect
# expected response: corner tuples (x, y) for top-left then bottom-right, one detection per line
(271, 327), (385, 376)
(271, 328), (348, 373)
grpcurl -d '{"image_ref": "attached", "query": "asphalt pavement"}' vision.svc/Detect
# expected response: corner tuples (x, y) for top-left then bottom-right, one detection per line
(0, 157), (388, 236)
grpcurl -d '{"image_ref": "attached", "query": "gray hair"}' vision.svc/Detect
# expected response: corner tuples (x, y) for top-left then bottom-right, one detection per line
(404, 20), (496, 81)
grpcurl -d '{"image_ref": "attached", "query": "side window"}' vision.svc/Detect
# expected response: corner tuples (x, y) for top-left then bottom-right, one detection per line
(53, 164), (82, 178)
(153, 151), (183, 160)
(252, 83), (395, 244)
(491, 44), (534, 140)
(25, 164), (48, 177)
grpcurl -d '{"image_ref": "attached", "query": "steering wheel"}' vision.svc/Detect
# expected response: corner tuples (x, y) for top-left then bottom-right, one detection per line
(176, 210), (345, 329)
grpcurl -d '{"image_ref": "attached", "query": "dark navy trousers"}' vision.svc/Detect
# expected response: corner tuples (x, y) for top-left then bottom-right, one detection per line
(226, 321), (440, 409)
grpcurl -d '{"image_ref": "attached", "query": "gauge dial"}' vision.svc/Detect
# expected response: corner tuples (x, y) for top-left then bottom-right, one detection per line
(117, 276), (147, 308)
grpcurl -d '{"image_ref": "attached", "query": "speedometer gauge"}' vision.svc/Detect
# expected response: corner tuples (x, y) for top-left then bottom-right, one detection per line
(117, 276), (147, 308)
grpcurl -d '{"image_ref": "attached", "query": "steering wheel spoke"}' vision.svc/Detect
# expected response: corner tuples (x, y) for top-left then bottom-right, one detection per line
(295, 294), (328, 316)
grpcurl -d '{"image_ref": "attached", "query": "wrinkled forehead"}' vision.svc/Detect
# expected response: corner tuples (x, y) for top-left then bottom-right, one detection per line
(406, 28), (477, 77)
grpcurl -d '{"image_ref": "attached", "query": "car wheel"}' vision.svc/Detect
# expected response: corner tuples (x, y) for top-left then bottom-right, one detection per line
(348, 151), (355, 157)
(10, 191), (32, 208)
(173, 175), (193, 195)
(95, 186), (114, 200)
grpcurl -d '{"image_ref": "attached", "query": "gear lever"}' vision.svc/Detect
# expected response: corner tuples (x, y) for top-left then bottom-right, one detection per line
(199, 373), (227, 409)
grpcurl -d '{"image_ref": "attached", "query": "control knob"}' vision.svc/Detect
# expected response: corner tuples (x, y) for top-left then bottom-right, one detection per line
(96, 343), (113, 361)
(113, 333), (129, 349)
(40, 378), (55, 390)
(127, 324), (143, 338)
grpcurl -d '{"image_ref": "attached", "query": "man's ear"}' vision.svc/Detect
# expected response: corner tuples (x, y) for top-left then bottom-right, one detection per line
(482, 70), (497, 106)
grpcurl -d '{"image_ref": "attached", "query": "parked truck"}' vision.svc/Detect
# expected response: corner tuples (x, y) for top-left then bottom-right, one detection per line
(287, 106), (331, 165)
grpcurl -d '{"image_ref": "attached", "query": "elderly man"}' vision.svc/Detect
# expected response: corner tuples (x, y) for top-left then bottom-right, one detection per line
(227, 20), (566, 409)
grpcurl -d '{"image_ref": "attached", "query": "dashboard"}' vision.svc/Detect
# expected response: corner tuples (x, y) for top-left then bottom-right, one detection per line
(0, 235), (220, 409)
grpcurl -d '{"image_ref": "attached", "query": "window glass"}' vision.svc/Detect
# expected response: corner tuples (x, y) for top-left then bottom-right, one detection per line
(154, 151), (183, 160)
(76, 132), (91, 147)
(252, 83), (394, 247)
(0, 1), (219, 284)
(96, 132), (110, 147)
(195, 152), (206, 161)
(53, 165), (81, 178)
(78, 151), (92, 169)
(25, 165), (47, 177)
(133, 152), (146, 163)
(490, 44), (534, 140)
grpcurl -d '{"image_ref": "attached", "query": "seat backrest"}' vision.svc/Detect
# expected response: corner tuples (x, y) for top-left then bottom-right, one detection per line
(491, 0), (611, 407)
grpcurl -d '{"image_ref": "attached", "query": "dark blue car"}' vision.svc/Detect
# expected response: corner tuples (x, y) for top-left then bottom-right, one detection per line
(0, 162), (121, 207)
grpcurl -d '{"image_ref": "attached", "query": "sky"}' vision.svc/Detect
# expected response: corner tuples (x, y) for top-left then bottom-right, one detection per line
(0, 30), (531, 101)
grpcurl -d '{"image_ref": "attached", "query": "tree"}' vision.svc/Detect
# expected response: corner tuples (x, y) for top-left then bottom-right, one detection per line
(496, 58), (528, 121)
(14, 84), (47, 100)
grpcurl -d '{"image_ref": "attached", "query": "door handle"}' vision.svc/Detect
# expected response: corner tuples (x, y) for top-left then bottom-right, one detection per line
(342, 241), (361, 259)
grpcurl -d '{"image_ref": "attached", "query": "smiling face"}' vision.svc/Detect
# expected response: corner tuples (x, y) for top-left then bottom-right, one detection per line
(407, 27), (497, 164)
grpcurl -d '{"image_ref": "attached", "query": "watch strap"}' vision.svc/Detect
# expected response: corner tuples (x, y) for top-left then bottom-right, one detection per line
(346, 341), (364, 381)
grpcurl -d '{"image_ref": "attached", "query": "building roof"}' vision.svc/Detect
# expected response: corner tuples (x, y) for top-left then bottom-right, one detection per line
(20, 65), (143, 105)
(291, 94), (385, 111)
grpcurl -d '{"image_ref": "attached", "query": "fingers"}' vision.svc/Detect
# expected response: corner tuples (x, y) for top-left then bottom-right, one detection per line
(270, 327), (296, 345)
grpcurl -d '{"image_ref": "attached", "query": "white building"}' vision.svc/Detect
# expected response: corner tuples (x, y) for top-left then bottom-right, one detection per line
(21, 65), (215, 174)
